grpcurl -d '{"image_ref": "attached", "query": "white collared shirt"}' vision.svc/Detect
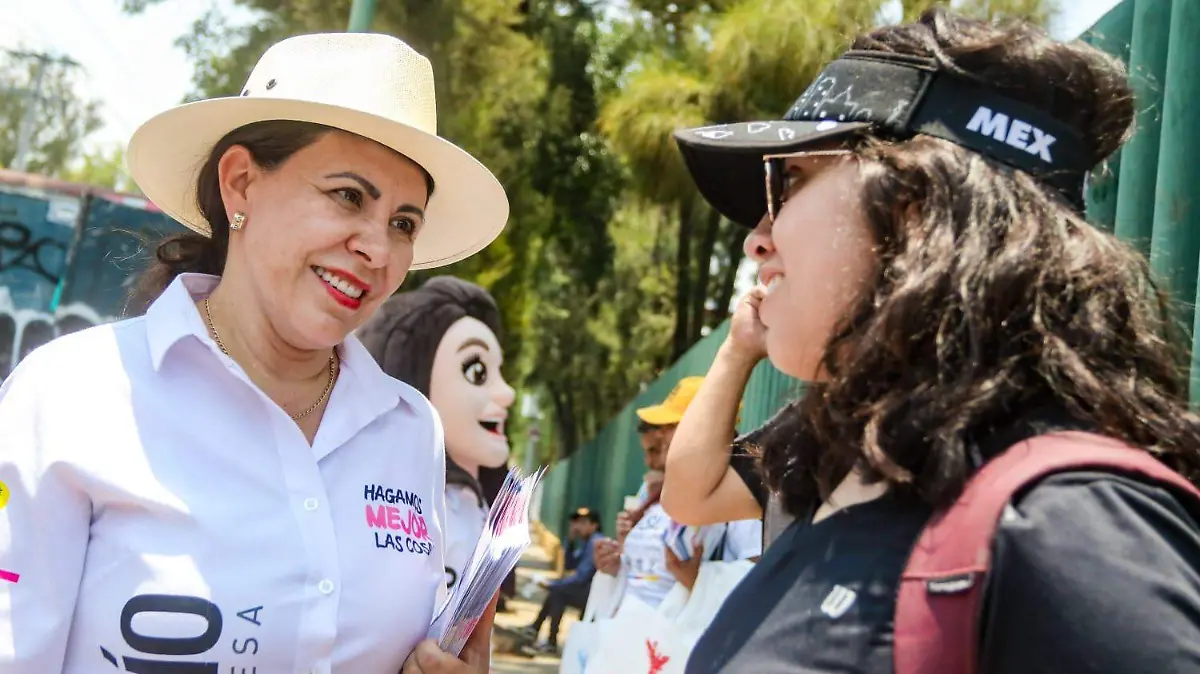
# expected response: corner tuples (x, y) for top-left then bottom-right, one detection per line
(444, 483), (488, 591)
(0, 274), (447, 674)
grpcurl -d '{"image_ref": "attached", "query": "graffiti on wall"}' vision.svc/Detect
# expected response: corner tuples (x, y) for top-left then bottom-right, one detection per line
(0, 172), (187, 380)
(0, 288), (107, 377)
(0, 220), (68, 285)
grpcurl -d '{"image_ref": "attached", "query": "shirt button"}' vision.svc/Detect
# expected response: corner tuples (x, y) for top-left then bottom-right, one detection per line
(304, 498), (319, 511)
(318, 579), (335, 595)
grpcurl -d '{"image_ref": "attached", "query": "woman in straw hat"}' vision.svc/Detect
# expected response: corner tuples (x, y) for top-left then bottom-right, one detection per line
(0, 32), (506, 674)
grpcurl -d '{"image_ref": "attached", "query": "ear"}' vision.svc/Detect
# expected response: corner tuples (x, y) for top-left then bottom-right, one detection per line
(216, 145), (259, 223)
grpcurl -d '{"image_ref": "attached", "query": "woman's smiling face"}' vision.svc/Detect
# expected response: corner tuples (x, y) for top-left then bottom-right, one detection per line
(219, 129), (432, 350)
(743, 151), (876, 381)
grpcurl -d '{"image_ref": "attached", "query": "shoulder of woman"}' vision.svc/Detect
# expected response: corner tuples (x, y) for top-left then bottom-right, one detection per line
(990, 472), (1200, 598)
(1000, 470), (1200, 542)
(980, 471), (1200, 669)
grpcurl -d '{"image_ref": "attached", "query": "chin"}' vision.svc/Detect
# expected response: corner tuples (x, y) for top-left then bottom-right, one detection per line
(480, 444), (511, 469)
(448, 435), (510, 472)
(291, 312), (352, 351)
(481, 451), (511, 469)
(766, 334), (814, 381)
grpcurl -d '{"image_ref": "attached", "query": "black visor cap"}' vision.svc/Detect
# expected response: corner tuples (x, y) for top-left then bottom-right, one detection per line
(674, 51), (1093, 228)
(674, 120), (868, 228)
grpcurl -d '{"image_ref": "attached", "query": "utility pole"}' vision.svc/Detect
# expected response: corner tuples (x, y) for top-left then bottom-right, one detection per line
(524, 427), (541, 478)
(520, 393), (543, 477)
(4, 49), (80, 173)
(347, 0), (377, 32)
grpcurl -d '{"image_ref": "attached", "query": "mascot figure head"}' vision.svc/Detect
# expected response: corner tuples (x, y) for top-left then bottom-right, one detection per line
(358, 277), (515, 504)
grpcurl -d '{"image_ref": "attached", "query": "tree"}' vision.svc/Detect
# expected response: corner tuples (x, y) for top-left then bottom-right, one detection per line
(61, 145), (136, 193)
(0, 52), (103, 176)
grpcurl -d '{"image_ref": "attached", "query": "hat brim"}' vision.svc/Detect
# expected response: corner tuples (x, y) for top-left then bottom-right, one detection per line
(673, 120), (869, 228)
(127, 96), (509, 270)
(636, 405), (682, 426)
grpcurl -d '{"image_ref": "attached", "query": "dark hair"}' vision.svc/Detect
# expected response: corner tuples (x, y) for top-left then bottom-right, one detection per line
(758, 9), (1200, 516)
(126, 121), (331, 315)
(358, 276), (503, 397)
(126, 120), (437, 315)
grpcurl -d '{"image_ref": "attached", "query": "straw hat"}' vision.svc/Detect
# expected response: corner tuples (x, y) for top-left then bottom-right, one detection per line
(126, 32), (509, 270)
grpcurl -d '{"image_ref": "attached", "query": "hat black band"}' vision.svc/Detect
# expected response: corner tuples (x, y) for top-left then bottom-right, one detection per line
(784, 51), (1092, 207)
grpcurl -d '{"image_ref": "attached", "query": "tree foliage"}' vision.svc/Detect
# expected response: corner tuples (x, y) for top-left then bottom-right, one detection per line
(61, 144), (136, 193)
(0, 53), (102, 177)
(124, 0), (1058, 461)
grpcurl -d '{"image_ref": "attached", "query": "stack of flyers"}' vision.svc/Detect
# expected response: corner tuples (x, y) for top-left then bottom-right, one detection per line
(663, 522), (701, 561)
(662, 522), (725, 561)
(428, 465), (546, 656)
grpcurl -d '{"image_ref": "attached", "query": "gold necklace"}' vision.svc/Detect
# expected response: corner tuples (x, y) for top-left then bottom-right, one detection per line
(204, 298), (337, 420)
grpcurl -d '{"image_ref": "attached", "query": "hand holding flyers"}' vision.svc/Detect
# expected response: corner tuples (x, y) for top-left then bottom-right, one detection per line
(428, 466), (545, 657)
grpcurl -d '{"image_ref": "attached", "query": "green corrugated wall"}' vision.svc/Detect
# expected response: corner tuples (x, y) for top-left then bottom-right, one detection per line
(539, 319), (805, 538)
(539, 0), (1200, 539)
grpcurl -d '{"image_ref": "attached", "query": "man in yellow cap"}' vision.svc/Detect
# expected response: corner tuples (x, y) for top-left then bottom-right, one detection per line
(633, 376), (705, 482)
(594, 376), (762, 611)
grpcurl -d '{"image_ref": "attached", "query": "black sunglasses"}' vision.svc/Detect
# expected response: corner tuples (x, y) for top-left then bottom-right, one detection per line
(763, 149), (853, 223)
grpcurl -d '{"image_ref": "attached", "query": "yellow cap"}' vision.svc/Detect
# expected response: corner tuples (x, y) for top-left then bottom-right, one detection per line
(636, 376), (704, 426)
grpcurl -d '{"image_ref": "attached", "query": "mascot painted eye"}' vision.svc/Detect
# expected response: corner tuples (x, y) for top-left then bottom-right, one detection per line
(358, 277), (516, 594)
(463, 356), (487, 386)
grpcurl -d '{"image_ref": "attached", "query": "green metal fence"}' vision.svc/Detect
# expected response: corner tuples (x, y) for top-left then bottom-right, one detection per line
(538, 0), (1200, 540)
(539, 320), (804, 539)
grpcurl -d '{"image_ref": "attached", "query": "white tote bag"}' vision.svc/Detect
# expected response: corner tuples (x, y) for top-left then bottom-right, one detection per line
(560, 571), (626, 674)
(582, 594), (687, 674)
(582, 560), (753, 674)
(670, 559), (753, 647)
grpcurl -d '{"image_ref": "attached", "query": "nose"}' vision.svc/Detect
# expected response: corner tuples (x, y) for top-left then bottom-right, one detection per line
(495, 376), (516, 408)
(349, 220), (390, 268)
(743, 216), (775, 263)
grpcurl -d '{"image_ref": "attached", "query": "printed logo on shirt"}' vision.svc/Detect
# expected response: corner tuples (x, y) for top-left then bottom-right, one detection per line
(99, 594), (265, 672)
(0, 479), (10, 510)
(0, 568), (18, 584)
(820, 584), (857, 619)
(363, 484), (435, 556)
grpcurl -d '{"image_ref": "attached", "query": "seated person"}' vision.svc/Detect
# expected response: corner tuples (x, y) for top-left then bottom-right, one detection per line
(594, 378), (762, 612)
(521, 507), (603, 652)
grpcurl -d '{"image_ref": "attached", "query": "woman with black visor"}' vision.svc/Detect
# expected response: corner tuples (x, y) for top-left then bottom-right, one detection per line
(659, 8), (1200, 674)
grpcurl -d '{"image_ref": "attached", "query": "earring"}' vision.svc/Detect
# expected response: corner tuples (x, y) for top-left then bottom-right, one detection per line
(230, 212), (246, 231)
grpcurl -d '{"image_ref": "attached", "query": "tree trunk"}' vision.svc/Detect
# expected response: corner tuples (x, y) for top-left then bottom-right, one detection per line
(580, 372), (603, 440)
(689, 208), (722, 342)
(672, 198), (695, 360)
(551, 387), (577, 458)
(715, 220), (747, 324)
(651, 205), (666, 265)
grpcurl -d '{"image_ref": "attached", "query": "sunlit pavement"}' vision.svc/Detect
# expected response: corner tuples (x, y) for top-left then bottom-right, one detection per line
(491, 542), (580, 674)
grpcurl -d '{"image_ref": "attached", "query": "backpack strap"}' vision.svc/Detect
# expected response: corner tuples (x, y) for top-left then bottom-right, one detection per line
(894, 430), (1200, 674)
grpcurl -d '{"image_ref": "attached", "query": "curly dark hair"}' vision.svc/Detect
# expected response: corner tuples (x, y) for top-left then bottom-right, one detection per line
(758, 8), (1200, 516)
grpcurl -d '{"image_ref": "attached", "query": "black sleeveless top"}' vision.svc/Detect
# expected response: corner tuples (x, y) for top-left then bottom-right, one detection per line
(699, 409), (1200, 673)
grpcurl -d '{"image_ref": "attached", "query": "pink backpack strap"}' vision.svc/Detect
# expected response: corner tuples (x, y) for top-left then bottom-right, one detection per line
(894, 430), (1200, 674)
